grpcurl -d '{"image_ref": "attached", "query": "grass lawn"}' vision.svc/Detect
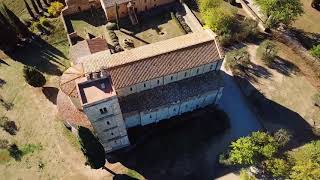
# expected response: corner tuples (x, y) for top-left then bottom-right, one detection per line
(115, 11), (186, 48)
(67, 8), (107, 39)
(293, 0), (320, 33)
(244, 42), (320, 145)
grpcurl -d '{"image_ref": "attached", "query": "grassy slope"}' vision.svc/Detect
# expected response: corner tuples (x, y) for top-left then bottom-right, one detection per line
(293, 0), (320, 33)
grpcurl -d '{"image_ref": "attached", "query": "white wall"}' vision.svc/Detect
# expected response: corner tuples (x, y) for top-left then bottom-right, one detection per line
(123, 88), (223, 128)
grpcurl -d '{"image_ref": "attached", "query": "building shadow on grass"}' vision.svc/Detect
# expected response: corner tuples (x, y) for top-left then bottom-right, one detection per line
(42, 87), (59, 104)
(5, 36), (67, 76)
(103, 72), (318, 180)
(106, 107), (231, 180)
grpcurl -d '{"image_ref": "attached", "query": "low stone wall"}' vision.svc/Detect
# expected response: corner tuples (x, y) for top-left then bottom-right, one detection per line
(181, 3), (203, 32)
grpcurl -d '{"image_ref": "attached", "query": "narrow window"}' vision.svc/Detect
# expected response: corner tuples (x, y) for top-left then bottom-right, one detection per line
(173, 108), (176, 111)
(107, 121), (110, 125)
(143, 83), (146, 87)
(170, 76), (173, 80)
(103, 107), (107, 112)
(157, 80), (160, 84)
(101, 83), (106, 89)
(100, 108), (108, 114)
(196, 69), (199, 74)
(149, 115), (152, 118)
(210, 65), (214, 70)
(111, 132), (114, 135)
(184, 72), (187, 77)
(130, 87), (133, 91)
(99, 109), (103, 114)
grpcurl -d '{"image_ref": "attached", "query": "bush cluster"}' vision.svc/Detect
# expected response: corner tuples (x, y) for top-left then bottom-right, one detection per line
(310, 44), (320, 59)
(23, 65), (46, 87)
(48, 1), (64, 17)
(106, 25), (123, 53)
(257, 40), (277, 65)
(0, 116), (18, 135)
(225, 48), (250, 72)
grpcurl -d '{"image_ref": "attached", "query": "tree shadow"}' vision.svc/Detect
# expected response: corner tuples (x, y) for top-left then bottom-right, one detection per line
(269, 57), (300, 76)
(289, 28), (320, 49)
(0, 59), (9, 66)
(5, 36), (67, 76)
(42, 87), (59, 104)
(0, 78), (6, 88)
(103, 167), (139, 180)
(243, 63), (272, 83)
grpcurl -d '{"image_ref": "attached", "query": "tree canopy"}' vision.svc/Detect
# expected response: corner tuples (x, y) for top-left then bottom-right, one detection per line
(254, 0), (304, 27)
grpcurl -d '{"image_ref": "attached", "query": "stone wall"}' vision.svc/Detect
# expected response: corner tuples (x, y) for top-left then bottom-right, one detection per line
(116, 59), (223, 97)
(83, 96), (130, 152)
(123, 87), (224, 128)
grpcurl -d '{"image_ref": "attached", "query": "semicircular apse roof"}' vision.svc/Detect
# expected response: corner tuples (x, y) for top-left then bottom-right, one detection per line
(60, 64), (84, 98)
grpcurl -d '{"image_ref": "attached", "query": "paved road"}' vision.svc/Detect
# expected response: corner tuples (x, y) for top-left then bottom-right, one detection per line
(197, 68), (262, 180)
(218, 69), (262, 138)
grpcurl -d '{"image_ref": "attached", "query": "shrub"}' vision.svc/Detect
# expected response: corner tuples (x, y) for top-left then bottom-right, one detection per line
(21, 143), (43, 156)
(47, 1), (64, 17)
(312, 92), (320, 107)
(225, 48), (250, 71)
(239, 169), (256, 180)
(78, 126), (105, 169)
(264, 158), (291, 178)
(289, 140), (320, 179)
(219, 152), (232, 166)
(0, 116), (18, 135)
(310, 44), (320, 58)
(39, 16), (50, 27)
(257, 40), (277, 65)
(8, 144), (23, 161)
(23, 65), (46, 87)
(273, 129), (292, 147)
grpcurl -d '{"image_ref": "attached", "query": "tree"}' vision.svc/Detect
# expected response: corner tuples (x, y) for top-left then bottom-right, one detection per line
(257, 40), (277, 65)
(290, 141), (320, 179)
(0, 116), (18, 135)
(78, 126), (106, 169)
(225, 48), (251, 71)
(253, 0), (304, 28)
(0, 13), (18, 51)
(47, 2), (64, 17)
(30, 0), (40, 15)
(0, 3), (29, 38)
(35, 0), (44, 10)
(23, 65), (46, 87)
(228, 131), (280, 166)
(263, 158), (291, 178)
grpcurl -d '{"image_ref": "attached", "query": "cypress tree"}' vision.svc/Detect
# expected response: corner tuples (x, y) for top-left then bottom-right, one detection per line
(35, 0), (44, 10)
(0, 12), (18, 51)
(24, 0), (35, 19)
(30, 0), (40, 15)
(0, 3), (30, 37)
(42, 0), (49, 7)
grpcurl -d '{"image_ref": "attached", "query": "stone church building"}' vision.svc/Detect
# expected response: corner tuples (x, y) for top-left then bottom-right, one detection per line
(58, 0), (225, 153)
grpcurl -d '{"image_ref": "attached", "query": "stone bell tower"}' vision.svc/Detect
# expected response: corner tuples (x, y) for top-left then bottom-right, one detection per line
(76, 70), (130, 153)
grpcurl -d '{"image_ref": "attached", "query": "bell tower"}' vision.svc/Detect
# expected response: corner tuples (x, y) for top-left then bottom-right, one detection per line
(76, 70), (130, 152)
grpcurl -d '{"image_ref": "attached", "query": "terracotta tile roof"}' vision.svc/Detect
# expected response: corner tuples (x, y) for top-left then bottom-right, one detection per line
(80, 29), (222, 89)
(60, 64), (85, 98)
(119, 71), (222, 113)
(57, 90), (92, 129)
(69, 37), (109, 64)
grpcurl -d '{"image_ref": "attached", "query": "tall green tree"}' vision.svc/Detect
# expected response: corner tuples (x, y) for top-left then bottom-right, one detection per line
(254, 0), (304, 27)
(0, 14), (18, 51)
(24, 0), (35, 19)
(0, 3), (29, 37)
(35, 0), (44, 10)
